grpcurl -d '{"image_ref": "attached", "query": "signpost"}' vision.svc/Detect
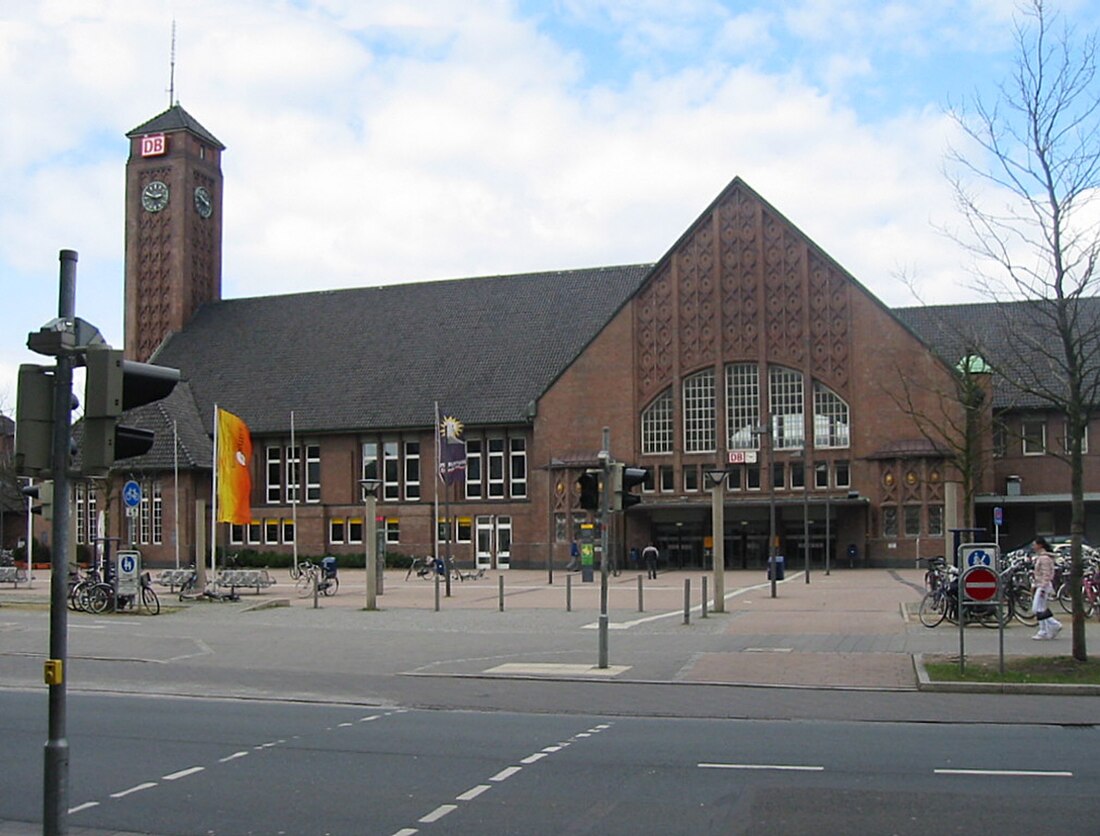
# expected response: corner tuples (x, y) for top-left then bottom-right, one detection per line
(114, 550), (140, 600)
(956, 543), (1004, 674)
(961, 565), (998, 602)
(122, 480), (141, 545)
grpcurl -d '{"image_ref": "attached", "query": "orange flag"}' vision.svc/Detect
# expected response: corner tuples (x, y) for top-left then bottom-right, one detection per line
(216, 407), (252, 524)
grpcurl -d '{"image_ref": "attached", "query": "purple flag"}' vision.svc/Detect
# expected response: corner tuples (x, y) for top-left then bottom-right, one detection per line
(438, 414), (467, 485)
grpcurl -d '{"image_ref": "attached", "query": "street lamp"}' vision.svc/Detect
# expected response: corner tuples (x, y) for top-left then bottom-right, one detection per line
(754, 425), (777, 599)
(359, 478), (382, 610)
(704, 467), (732, 613)
(791, 444), (811, 585)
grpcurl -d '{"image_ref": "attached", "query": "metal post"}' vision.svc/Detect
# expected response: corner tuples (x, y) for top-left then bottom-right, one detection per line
(683, 578), (691, 624)
(597, 428), (610, 669)
(313, 571), (319, 608)
(708, 470), (726, 613)
(701, 575), (708, 618)
(434, 570), (440, 611)
(803, 457), (811, 585)
(498, 575), (504, 611)
(363, 486), (378, 611)
(637, 574), (643, 612)
(44, 249), (78, 836)
(825, 492), (831, 576)
(566, 573), (572, 612)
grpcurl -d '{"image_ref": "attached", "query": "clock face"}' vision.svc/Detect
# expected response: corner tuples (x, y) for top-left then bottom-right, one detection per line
(194, 186), (213, 219)
(141, 180), (169, 213)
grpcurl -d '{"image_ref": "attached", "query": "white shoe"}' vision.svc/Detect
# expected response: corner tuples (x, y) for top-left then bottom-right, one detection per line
(1032, 632), (1049, 640)
(1050, 622), (1062, 637)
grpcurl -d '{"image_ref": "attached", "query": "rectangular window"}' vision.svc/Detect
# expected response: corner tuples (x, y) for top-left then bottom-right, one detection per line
(642, 390), (674, 454)
(347, 517), (363, 544)
(466, 439), (483, 499)
(266, 446), (281, 503)
(683, 370), (716, 453)
(993, 421), (1007, 458)
(229, 525), (244, 545)
(75, 483), (87, 545)
(1062, 419), (1088, 455)
(772, 462), (784, 490)
(904, 506), (921, 537)
(282, 518), (295, 544)
(305, 444), (321, 503)
(555, 512), (567, 543)
(1022, 419), (1046, 455)
(882, 506), (898, 537)
(361, 441), (379, 485)
(264, 518), (280, 544)
(152, 482), (163, 544)
(509, 437), (527, 498)
(813, 383), (850, 448)
(815, 461), (829, 489)
(488, 437), (505, 498)
(726, 363), (760, 450)
(790, 461), (805, 490)
(747, 464), (761, 490)
(928, 505), (944, 536)
(834, 460), (850, 489)
(683, 464), (699, 493)
(383, 441), (400, 500)
(727, 464), (743, 491)
(139, 482), (152, 544)
(659, 464), (675, 492)
(385, 518), (400, 544)
(404, 441), (421, 500)
(247, 521), (261, 545)
(457, 518), (472, 543)
(329, 518), (346, 544)
(769, 366), (805, 450)
(285, 444), (301, 504)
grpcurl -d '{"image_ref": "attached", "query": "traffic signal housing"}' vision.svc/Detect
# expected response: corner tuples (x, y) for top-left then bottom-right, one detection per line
(14, 364), (55, 476)
(577, 471), (600, 511)
(22, 481), (55, 521)
(611, 464), (648, 511)
(81, 347), (180, 476)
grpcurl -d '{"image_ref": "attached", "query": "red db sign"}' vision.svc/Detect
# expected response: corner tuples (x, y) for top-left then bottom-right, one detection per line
(140, 134), (166, 157)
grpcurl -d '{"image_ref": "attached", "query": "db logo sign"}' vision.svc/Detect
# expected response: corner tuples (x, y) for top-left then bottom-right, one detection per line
(140, 133), (166, 157)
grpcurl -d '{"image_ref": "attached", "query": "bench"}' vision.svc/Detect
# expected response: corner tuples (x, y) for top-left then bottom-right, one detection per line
(215, 569), (276, 595)
(0, 566), (28, 587)
(155, 568), (197, 592)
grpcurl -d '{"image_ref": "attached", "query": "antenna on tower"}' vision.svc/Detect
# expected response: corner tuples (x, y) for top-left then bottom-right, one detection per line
(167, 20), (177, 107)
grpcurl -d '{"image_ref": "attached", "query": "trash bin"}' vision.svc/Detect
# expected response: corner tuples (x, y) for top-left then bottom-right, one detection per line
(767, 555), (785, 580)
(321, 556), (338, 579)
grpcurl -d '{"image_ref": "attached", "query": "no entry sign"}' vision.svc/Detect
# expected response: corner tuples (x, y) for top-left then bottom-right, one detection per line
(962, 566), (999, 602)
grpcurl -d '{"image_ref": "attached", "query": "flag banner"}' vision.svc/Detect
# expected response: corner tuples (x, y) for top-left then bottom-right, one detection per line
(216, 407), (253, 524)
(438, 414), (467, 485)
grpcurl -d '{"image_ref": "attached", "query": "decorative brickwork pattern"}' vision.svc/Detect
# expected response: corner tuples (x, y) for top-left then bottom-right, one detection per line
(677, 219), (717, 374)
(808, 253), (851, 394)
(136, 168), (173, 362)
(719, 189), (760, 360)
(636, 264), (675, 403)
(762, 209), (805, 368)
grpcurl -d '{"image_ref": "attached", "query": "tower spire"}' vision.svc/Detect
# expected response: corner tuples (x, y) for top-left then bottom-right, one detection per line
(167, 20), (177, 107)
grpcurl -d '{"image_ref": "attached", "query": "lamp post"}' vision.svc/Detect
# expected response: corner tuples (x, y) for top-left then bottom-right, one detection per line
(755, 425), (777, 598)
(360, 478), (382, 610)
(792, 444), (811, 585)
(705, 467), (732, 613)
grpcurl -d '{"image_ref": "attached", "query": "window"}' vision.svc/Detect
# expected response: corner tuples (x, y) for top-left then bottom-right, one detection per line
(835, 460), (850, 489)
(383, 441), (400, 500)
(1062, 419), (1089, 455)
(683, 369), (716, 453)
(726, 363), (760, 449)
(247, 521), (261, 544)
(385, 518), (400, 544)
(772, 462), (784, 490)
(1022, 419), (1046, 455)
(815, 461), (829, 489)
(642, 389), (674, 454)
(727, 464), (742, 491)
(488, 437), (505, 498)
(282, 518), (295, 544)
(330, 518), (346, 544)
(928, 505), (944, 536)
(466, 439), (483, 499)
(229, 525), (244, 545)
(813, 383), (850, 448)
(904, 506), (921, 537)
(405, 441), (421, 500)
(305, 444), (321, 502)
(457, 518), (472, 543)
(151, 482), (162, 544)
(683, 464), (699, 492)
(510, 438), (527, 498)
(747, 464), (761, 490)
(790, 461), (805, 490)
(361, 441), (379, 486)
(882, 506), (898, 537)
(659, 465), (675, 492)
(264, 518), (280, 544)
(266, 446), (281, 503)
(993, 420), (1007, 458)
(137, 480), (160, 544)
(347, 517), (363, 544)
(555, 513), (567, 543)
(74, 483), (98, 546)
(286, 444), (301, 503)
(769, 366), (804, 450)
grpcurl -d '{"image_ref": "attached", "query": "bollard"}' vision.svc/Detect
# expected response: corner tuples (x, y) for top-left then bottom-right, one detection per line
(683, 578), (691, 625)
(313, 572), (319, 609)
(566, 574), (572, 612)
(499, 575), (505, 612)
(434, 570), (440, 612)
(637, 574), (644, 612)
(702, 576), (708, 619)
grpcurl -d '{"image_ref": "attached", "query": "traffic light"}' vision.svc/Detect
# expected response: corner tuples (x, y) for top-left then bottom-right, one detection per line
(14, 364), (55, 476)
(611, 464), (648, 511)
(577, 471), (600, 511)
(81, 347), (179, 476)
(22, 481), (54, 521)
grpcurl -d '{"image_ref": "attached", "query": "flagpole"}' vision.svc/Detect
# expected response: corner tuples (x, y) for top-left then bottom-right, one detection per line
(210, 404), (219, 585)
(433, 401), (441, 569)
(290, 410), (298, 575)
(173, 419), (180, 570)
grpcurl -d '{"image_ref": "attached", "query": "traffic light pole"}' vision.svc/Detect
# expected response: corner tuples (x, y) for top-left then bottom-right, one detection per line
(597, 427), (610, 670)
(45, 249), (78, 835)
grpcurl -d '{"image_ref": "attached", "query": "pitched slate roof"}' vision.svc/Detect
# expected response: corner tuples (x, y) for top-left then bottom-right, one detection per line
(126, 104), (225, 149)
(894, 297), (1100, 410)
(153, 265), (652, 436)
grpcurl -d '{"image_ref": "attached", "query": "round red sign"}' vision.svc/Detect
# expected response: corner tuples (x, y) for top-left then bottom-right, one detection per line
(962, 566), (999, 602)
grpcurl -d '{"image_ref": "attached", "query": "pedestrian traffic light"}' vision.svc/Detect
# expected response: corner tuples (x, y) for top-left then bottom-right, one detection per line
(611, 464), (648, 511)
(577, 471), (600, 511)
(81, 347), (180, 476)
(22, 481), (54, 521)
(14, 364), (55, 476)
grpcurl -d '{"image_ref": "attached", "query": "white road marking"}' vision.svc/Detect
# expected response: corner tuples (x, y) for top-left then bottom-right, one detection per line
(935, 768), (1073, 778)
(219, 751), (249, 763)
(339, 722), (354, 727)
(68, 802), (99, 814)
(419, 804), (458, 823)
(456, 785), (492, 801)
(110, 782), (157, 798)
(699, 763), (824, 772)
(391, 829), (418, 835)
(359, 715), (380, 722)
(162, 766), (204, 781)
(490, 766), (522, 782)
(542, 745), (562, 753)
(520, 753), (547, 764)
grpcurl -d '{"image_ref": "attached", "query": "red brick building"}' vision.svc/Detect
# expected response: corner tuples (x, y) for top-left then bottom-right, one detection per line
(42, 105), (1098, 570)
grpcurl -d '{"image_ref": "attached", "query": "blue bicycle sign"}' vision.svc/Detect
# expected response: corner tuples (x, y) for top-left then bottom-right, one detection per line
(123, 480), (142, 508)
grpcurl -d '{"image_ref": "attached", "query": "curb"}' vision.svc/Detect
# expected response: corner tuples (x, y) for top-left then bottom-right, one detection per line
(913, 652), (1100, 696)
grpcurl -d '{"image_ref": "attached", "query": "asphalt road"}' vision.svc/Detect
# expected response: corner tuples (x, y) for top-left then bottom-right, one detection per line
(2, 690), (1098, 835)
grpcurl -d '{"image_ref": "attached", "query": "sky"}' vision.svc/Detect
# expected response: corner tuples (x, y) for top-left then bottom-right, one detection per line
(2, 0), (1097, 414)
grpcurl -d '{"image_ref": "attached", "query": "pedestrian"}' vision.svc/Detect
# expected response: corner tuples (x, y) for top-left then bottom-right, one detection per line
(642, 544), (659, 580)
(566, 541), (580, 572)
(629, 547), (639, 569)
(1031, 536), (1063, 640)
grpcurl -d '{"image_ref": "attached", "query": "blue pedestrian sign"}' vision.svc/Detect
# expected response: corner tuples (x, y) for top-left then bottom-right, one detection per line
(959, 543), (999, 568)
(123, 480), (142, 508)
(120, 553), (136, 575)
(993, 506), (1003, 527)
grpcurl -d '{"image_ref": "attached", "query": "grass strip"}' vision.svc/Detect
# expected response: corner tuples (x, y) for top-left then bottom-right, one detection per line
(924, 655), (1100, 684)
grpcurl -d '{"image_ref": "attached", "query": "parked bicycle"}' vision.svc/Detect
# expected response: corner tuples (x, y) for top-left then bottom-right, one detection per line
(178, 566), (240, 602)
(117, 571), (161, 616)
(295, 559), (339, 596)
(68, 565), (113, 614)
(917, 558), (1008, 629)
(1056, 554), (1100, 618)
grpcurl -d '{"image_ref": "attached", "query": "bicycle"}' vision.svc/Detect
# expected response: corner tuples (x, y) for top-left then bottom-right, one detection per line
(178, 567), (240, 602)
(288, 559), (313, 581)
(295, 562), (339, 596)
(117, 572), (161, 616)
(68, 566), (113, 614)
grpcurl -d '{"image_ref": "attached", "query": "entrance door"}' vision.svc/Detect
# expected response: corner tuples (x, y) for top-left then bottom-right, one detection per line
(476, 515), (512, 570)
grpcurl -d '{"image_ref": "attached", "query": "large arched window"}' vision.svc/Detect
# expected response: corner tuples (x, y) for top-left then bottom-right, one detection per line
(683, 369), (716, 453)
(813, 382), (850, 448)
(726, 362), (760, 449)
(641, 388), (673, 454)
(768, 365), (804, 450)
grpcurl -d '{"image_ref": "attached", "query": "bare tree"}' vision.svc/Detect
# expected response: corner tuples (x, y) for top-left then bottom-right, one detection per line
(946, 0), (1100, 661)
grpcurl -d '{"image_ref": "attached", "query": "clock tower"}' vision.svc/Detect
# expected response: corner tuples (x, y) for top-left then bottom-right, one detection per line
(124, 105), (225, 362)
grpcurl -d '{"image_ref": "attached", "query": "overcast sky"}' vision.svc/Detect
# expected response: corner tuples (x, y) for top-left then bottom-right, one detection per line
(2, 0), (1096, 413)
